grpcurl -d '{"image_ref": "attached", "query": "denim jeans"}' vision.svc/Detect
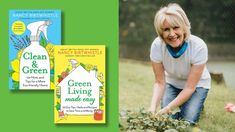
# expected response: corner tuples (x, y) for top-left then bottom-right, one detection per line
(161, 83), (209, 124)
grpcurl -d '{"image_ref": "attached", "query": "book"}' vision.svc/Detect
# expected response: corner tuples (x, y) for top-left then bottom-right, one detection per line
(9, 10), (61, 90)
(54, 45), (106, 124)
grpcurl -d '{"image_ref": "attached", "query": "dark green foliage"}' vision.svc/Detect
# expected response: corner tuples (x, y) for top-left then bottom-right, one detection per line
(9, 70), (14, 77)
(80, 63), (86, 69)
(50, 68), (54, 82)
(55, 102), (61, 111)
(40, 36), (47, 48)
(12, 81), (19, 90)
(50, 76), (54, 83)
(10, 34), (30, 50)
(120, 0), (235, 44)
(119, 108), (191, 132)
(119, 0), (235, 60)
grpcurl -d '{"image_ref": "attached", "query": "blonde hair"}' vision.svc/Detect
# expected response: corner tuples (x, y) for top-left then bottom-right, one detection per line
(154, 3), (191, 41)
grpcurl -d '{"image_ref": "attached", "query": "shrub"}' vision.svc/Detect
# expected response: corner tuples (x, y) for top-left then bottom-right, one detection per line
(119, 108), (191, 132)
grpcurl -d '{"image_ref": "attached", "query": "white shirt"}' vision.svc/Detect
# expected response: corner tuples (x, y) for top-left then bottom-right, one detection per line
(150, 35), (211, 89)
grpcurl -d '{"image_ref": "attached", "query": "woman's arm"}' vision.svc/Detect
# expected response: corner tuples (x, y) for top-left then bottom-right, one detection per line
(159, 64), (205, 113)
(149, 62), (166, 112)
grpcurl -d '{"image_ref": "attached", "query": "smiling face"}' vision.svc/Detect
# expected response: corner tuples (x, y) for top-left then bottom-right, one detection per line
(162, 20), (185, 48)
(154, 4), (191, 47)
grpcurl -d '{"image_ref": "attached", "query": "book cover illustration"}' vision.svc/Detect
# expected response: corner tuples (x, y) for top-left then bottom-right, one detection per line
(9, 10), (61, 90)
(54, 45), (106, 124)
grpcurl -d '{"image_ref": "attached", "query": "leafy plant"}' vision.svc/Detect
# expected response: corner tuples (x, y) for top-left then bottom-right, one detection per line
(12, 81), (19, 90)
(55, 101), (61, 111)
(9, 70), (14, 77)
(40, 36), (47, 48)
(10, 34), (30, 50)
(119, 108), (191, 132)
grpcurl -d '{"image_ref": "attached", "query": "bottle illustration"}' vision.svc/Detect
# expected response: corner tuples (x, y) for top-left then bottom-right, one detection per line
(69, 59), (78, 73)
(19, 20), (51, 89)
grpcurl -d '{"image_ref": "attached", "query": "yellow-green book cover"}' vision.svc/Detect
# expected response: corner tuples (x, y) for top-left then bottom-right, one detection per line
(54, 45), (105, 124)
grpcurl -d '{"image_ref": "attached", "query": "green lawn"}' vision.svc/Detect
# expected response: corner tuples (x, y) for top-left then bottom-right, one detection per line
(119, 59), (235, 132)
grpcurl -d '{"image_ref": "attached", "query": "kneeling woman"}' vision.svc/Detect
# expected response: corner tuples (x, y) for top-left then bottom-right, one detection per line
(149, 3), (211, 124)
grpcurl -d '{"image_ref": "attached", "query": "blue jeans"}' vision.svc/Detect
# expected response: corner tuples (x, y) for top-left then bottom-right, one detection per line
(161, 83), (209, 124)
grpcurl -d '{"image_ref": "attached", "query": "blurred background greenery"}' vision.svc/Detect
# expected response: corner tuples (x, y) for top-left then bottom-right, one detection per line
(119, 0), (235, 61)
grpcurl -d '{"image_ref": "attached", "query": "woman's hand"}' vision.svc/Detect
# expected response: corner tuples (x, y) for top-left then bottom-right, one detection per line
(158, 105), (172, 114)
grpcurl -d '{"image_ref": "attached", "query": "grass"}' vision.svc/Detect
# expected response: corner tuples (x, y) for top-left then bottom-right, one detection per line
(119, 59), (235, 132)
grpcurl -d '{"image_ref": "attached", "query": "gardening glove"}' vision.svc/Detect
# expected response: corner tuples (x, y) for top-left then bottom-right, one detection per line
(224, 103), (235, 113)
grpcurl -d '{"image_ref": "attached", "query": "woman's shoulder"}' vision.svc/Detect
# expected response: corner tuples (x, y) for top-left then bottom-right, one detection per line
(151, 37), (165, 47)
(188, 35), (207, 48)
(189, 35), (204, 42)
(152, 37), (161, 43)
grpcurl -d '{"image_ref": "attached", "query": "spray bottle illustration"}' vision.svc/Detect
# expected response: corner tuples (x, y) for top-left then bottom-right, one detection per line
(69, 59), (78, 73)
(19, 20), (51, 89)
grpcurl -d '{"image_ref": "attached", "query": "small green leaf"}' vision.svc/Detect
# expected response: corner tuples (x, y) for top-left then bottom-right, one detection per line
(9, 70), (14, 77)
(80, 63), (85, 68)
(55, 102), (61, 111)
(12, 81), (19, 90)
(40, 36), (47, 48)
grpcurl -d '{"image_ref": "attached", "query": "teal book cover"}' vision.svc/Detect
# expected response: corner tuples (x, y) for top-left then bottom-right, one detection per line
(9, 10), (61, 90)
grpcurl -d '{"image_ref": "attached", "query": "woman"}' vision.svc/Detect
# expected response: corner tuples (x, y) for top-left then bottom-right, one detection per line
(149, 3), (211, 124)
